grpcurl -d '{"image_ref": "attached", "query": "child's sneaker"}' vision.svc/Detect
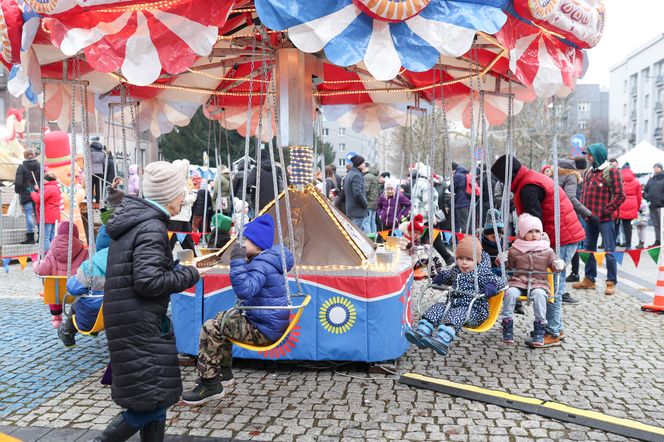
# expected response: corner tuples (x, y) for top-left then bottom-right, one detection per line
(220, 368), (235, 386)
(181, 378), (224, 405)
(51, 314), (62, 329)
(422, 324), (455, 356)
(530, 320), (546, 347)
(501, 318), (514, 344)
(57, 325), (76, 347)
(404, 319), (433, 349)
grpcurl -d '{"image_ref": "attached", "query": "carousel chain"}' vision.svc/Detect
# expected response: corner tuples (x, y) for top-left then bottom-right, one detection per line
(80, 80), (96, 255)
(66, 62), (77, 280)
(38, 85), (47, 260)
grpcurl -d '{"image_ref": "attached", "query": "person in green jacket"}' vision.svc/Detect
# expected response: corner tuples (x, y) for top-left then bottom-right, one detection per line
(363, 164), (380, 234)
(212, 167), (232, 215)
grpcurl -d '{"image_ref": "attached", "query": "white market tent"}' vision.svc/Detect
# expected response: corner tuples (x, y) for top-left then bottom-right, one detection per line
(617, 141), (664, 174)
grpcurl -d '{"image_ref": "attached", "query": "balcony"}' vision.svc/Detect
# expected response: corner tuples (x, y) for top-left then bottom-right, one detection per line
(657, 76), (664, 88)
(630, 111), (637, 121)
(656, 102), (663, 114)
(655, 128), (663, 139)
(631, 86), (638, 96)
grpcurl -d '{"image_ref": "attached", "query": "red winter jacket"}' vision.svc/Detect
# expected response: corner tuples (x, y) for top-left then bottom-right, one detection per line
(31, 180), (62, 224)
(511, 167), (585, 247)
(614, 169), (641, 220)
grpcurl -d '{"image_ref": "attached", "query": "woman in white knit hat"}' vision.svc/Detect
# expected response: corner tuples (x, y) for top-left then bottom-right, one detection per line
(97, 161), (207, 442)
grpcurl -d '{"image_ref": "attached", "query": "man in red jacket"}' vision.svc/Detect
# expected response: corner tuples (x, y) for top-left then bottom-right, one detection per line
(492, 155), (585, 348)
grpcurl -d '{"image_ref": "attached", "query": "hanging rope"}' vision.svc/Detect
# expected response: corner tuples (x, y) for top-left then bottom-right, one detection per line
(440, 68), (456, 246)
(79, 80), (96, 255)
(38, 85), (47, 261)
(66, 61), (78, 279)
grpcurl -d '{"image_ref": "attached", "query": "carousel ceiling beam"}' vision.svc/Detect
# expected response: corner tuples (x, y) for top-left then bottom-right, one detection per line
(217, 68), (269, 93)
(210, 47), (274, 57)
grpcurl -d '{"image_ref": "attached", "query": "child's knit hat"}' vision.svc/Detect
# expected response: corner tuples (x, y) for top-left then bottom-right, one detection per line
(406, 214), (425, 234)
(244, 214), (275, 251)
(483, 209), (504, 233)
(517, 213), (543, 238)
(455, 236), (483, 263)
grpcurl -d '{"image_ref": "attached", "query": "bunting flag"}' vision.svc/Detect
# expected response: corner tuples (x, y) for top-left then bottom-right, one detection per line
(614, 251), (624, 265)
(455, 232), (465, 242)
(443, 231), (452, 243)
(647, 246), (661, 264)
(190, 233), (203, 245)
(2, 258), (10, 273)
(29, 254), (38, 262)
(593, 252), (605, 267)
(579, 252), (590, 264)
(393, 229), (403, 238)
(168, 232), (174, 240)
(17, 256), (28, 271)
(627, 249), (641, 268)
(432, 229), (442, 242)
(378, 230), (390, 241)
(176, 233), (187, 245)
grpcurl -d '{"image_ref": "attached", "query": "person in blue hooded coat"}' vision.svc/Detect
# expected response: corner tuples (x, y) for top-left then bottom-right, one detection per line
(57, 225), (112, 347)
(182, 214), (294, 405)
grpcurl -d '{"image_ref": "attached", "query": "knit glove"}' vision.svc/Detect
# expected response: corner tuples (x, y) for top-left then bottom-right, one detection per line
(483, 282), (498, 298)
(587, 214), (600, 226)
(230, 243), (246, 262)
(497, 251), (508, 264)
(553, 258), (566, 272)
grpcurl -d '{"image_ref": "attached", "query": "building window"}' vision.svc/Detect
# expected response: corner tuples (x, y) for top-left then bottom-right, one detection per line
(624, 80), (628, 93)
(322, 128), (329, 136)
(644, 120), (649, 135)
(578, 102), (590, 112)
(338, 158), (345, 167)
(657, 116), (663, 128)
(645, 94), (650, 109)
(578, 121), (588, 130)
(623, 103), (627, 116)
(644, 68), (650, 84)
(338, 128), (346, 136)
(338, 143), (346, 151)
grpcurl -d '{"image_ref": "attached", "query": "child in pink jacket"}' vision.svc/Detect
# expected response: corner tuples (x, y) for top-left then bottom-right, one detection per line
(33, 222), (88, 328)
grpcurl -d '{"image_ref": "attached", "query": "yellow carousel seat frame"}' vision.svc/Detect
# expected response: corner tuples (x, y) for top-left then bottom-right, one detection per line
(220, 295), (312, 352)
(507, 269), (556, 303)
(425, 285), (507, 333)
(39, 275), (70, 305)
(60, 292), (106, 335)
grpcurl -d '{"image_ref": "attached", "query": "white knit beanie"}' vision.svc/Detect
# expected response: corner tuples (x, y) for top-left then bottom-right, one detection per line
(142, 161), (185, 206)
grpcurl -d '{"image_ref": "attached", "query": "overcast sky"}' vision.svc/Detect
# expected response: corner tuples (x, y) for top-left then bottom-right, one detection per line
(580, 0), (664, 88)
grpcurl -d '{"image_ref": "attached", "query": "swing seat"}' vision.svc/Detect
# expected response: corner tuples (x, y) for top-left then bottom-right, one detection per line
(72, 305), (105, 335)
(40, 276), (71, 305)
(464, 290), (506, 333)
(228, 295), (311, 352)
(517, 270), (556, 304)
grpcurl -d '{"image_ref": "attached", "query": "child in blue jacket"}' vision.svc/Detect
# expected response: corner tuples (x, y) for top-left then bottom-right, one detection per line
(405, 236), (503, 356)
(58, 225), (111, 347)
(182, 214), (294, 405)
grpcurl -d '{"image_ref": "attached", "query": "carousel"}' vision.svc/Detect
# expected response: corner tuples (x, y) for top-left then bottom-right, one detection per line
(0, 0), (606, 361)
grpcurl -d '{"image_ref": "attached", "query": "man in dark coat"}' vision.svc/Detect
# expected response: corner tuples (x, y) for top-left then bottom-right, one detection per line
(90, 141), (106, 203)
(98, 161), (201, 442)
(14, 148), (41, 244)
(644, 162), (664, 247)
(247, 157), (283, 213)
(452, 164), (471, 233)
(344, 155), (368, 229)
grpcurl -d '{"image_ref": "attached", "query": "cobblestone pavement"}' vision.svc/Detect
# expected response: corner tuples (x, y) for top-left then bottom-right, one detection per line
(0, 264), (663, 441)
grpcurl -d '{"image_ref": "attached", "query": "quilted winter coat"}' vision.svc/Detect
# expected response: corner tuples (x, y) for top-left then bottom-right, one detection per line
(230, 245), (295, 341)
(104, 196), (199, 411)
(614, 168), (642, 220)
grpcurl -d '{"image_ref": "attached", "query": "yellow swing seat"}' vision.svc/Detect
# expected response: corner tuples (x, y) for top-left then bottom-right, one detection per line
(464, 289), (506, 333)
(228, 295), (311, 352)
(72, 305), (105, 335)
(39, 276), (71, 305)
(517, 270), (556, 304)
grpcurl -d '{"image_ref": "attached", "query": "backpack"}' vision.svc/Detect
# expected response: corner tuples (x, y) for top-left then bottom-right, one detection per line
(465, 173), (480, 197)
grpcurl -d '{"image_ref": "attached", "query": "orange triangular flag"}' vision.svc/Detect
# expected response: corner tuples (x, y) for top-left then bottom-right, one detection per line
(17, 256), (28, 271)
(378, 230), (390, 241)
(168, 232), (174, 240)
(432, 229), (441, 242)
(627, 249), (641, 267)
(594, 252), (605, 267)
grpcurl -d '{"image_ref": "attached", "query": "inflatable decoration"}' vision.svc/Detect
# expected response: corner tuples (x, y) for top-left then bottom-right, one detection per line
(0, 109), (26, 181)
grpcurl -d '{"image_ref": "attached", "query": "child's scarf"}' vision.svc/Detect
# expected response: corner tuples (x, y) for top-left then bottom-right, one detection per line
(511, 231), (551, 254)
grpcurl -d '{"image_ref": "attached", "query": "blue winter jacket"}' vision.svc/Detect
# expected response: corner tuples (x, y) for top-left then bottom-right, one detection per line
(66, 248), (108, 331)
(230, 245), (295, 341)
(433, 251), (503, 310)
(453, 167), (471, 209)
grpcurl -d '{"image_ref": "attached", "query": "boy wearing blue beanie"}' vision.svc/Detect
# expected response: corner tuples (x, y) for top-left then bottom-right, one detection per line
(183, 214), (294, 405)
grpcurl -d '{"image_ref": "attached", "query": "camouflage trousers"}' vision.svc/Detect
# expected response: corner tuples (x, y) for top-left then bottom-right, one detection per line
(197, 311), (272, 379)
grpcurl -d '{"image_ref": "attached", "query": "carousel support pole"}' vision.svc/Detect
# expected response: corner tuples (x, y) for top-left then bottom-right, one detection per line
(275, 49), (321, 150)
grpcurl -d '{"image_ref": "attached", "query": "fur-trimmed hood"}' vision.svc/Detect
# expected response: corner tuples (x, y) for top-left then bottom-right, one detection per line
(558, 159), (582, 182)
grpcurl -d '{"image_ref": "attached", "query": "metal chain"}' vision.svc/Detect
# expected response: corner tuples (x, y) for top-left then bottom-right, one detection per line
(80, 79), (96, 255)
(38, 85), (47, 260)
(120, 86), (128, 193)
(66, 59), (78, 279)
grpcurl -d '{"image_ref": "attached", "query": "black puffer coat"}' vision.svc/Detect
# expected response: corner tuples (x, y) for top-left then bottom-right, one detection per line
(15, 159), (41, 205)
(247, 159), (283, 212)
(104, 196), (199, 411)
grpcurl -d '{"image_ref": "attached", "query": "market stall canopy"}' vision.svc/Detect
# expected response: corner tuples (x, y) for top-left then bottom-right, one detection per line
(617, 141), (664, 175)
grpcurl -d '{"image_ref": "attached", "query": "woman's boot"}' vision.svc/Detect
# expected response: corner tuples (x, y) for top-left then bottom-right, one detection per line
(140, 420), (166, 442)
(90, 413), (138, 442)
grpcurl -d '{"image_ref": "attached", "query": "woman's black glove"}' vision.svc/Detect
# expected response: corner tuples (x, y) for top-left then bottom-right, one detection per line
(587, 214), (600, 226)
(230, 243), (246, 261)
